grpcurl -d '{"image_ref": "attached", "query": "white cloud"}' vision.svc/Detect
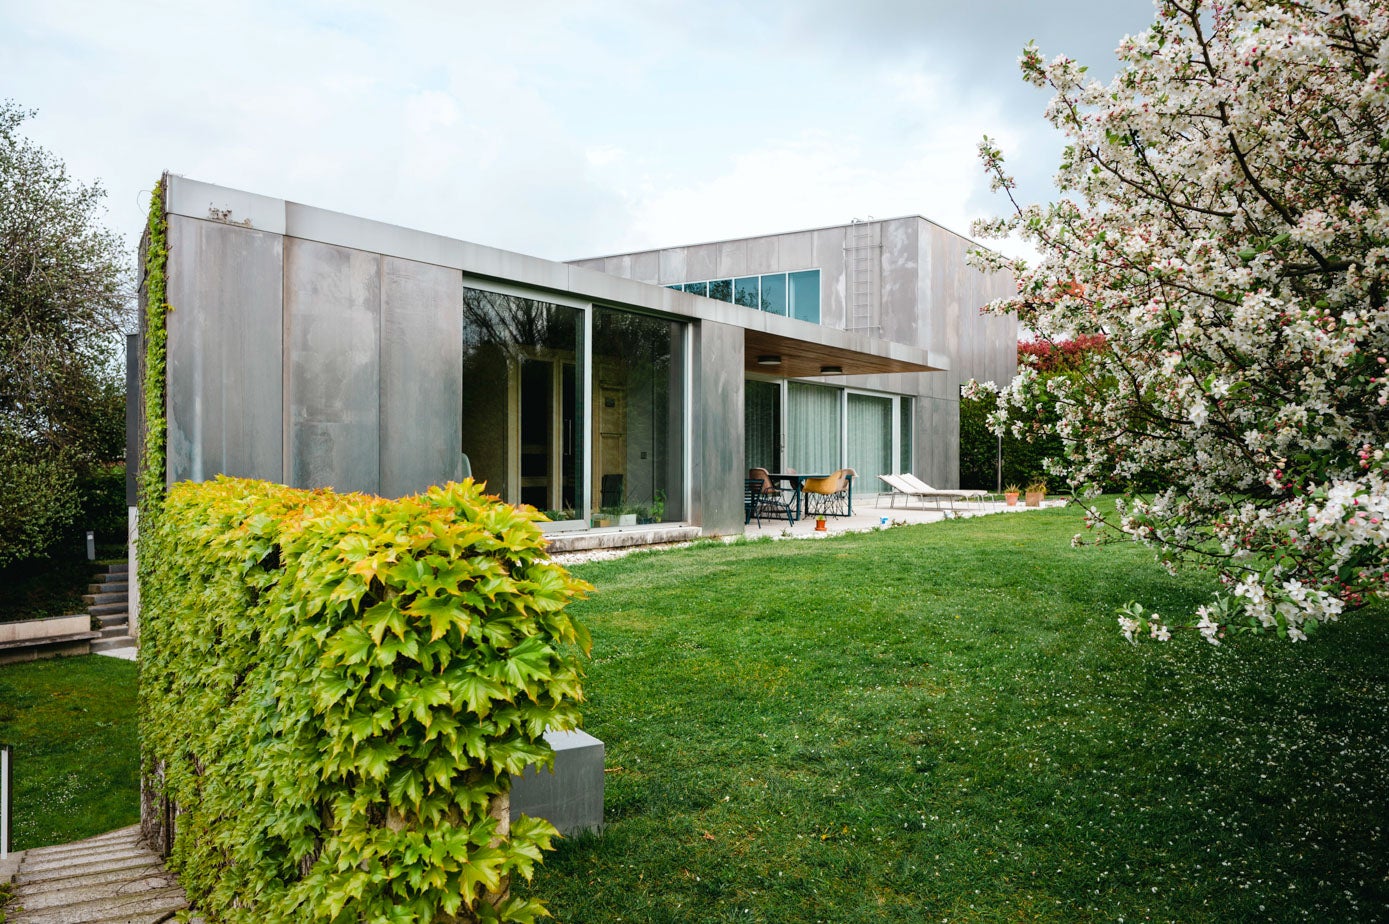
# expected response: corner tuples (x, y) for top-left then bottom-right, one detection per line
(0, 0), (1149, 264)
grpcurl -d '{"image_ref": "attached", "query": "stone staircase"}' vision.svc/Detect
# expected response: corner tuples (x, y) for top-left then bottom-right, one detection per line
(85, 562), (135, 658)
(0, 825), (191, 923)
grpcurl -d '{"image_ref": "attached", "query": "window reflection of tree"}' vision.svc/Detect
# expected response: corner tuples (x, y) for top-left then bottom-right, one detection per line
(461, 289), (577, 358)
(460, 289), (579, 507)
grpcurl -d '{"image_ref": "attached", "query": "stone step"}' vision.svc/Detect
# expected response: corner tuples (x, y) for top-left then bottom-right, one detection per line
(90, 637), (137, 653)
(82, 592), (128, 607)
(16, 860), (162, 897)
(87, 603), (127, 618)
(97, 561), (128, 575)
(20, 843), (153, 875)
(15, 852), (156, 886)
(21, 828), (142, 859)
(4, 824), (189, 924)
(12, 868), (179, 912)
(86, 580), (129, 594)
(6, 886), (188, 923)
(95, 613), (128, 629)
(98, 625), (128, 639)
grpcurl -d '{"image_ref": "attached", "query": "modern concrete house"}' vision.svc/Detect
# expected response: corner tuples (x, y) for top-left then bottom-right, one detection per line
(570, 217), (1018, 494)
(135, 177), (1014, 554)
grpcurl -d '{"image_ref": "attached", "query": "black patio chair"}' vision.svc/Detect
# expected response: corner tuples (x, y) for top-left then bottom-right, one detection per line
(746, 468), (793, 526)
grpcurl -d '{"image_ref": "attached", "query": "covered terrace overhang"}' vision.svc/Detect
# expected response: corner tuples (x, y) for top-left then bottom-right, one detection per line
(742, 322), (945, 379)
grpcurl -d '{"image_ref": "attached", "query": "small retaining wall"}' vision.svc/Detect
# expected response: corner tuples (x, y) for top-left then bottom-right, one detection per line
(0, 614), (99, 664)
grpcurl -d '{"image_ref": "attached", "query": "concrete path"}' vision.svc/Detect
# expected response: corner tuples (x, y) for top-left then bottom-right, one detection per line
(2, 826), (191, 923)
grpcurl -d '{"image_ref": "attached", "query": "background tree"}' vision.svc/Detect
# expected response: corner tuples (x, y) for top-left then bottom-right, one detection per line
(969, 1), (1389, 643)
(959, 335), (1110, 491)
(0, 100), (131, 567)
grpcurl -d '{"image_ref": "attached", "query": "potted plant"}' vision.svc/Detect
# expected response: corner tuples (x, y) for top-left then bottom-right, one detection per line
(814, 514), (828, 532)
(1024, 480), (1046, 507)
(617, 505), (638, 527)
(1003, 484), (1021, 506)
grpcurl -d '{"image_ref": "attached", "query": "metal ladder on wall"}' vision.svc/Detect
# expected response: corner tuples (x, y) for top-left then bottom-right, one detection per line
(845, 219), (881, 335)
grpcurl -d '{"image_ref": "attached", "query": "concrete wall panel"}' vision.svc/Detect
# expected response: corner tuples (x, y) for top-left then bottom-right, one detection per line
(777, 232), (814, 271)
(630, 251), (660, 284)
(880, 220), (918, 344)
(381, 257), (464, 497)
(284, 238), (382, 493)
(165, 215), (283, 484)
(693, 321), (745, 535)
(686, 244), (718, 282)
(715, 238), (748, 279)
(658, 249), (686, 285)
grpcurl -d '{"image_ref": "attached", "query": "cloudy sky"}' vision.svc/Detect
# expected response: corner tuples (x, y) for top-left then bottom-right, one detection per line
(1, 0), (1157, 263)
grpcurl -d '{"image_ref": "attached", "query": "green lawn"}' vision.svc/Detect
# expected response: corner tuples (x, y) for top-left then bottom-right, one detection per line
(0, 655), (139, 849)
(517, 505), (1389, 922)
(0, 507), (1383, 921)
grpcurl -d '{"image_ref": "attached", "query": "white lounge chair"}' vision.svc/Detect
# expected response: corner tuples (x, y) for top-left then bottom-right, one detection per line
(878, 473), (952, 510)
(899, 473), (993, 508)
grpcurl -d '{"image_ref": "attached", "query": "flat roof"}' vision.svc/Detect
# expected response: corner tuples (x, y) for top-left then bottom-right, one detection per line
(568, 213), (999, 264)
(162, 174), (949, 378)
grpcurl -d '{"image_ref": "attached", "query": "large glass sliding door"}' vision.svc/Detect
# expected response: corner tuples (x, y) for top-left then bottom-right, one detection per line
(460, 287), (585, 526)
(787, 382), (841, 475)
(591, 307), (685, 523)
(744, 380), (781, 472)
(848, 393), (892, 494)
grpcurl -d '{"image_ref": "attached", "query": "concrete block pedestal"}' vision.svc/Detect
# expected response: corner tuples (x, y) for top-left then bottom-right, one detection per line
(510, 729), (604, 836)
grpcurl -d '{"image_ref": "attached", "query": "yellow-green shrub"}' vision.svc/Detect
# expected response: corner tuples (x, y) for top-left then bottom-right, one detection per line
(139, 477), (591, 922)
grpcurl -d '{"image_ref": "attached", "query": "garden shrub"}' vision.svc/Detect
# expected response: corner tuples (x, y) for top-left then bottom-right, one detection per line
(140, 476), (591, 922)
(958, 393), (1058, 490)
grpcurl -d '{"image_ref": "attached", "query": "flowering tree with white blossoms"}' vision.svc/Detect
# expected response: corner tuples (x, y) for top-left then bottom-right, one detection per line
(967, 0), (1389, 644)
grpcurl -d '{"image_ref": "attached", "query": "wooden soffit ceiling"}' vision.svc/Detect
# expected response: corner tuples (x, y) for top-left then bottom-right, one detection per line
(743, 328), (940, 379)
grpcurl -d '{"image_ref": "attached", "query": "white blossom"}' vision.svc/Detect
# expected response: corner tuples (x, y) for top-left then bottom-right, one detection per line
(969, 0), (1389, 646)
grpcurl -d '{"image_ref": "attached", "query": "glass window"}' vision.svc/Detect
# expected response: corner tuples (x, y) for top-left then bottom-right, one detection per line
(666, 284), (682, 291)
(734, 276), (760, 308)
(759, 273), (787, 315)
(683, 281), (708, 297)
(461, 288), (584, 520)
(707, 279), (733, 302)
(591, 308), (686, 524)
(789, 270), (820, 323)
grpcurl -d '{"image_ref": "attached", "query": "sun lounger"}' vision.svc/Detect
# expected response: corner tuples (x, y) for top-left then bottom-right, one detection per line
(878, 474), (991, 511)
(899, 473), (993, 508)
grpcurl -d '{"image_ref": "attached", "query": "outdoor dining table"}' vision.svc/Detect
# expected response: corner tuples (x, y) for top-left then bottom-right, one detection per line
(765, 472), (831, 524)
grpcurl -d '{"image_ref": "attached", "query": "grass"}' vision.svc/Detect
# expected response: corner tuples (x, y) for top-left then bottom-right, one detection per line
(0, 655), (140, 850)
(0, 506), (1382, 920)
(516, 504), (1389, 922)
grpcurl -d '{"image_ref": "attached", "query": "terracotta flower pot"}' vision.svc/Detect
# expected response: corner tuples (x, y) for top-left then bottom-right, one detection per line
(1004, 492), (1019, 506)
(815, 517), (827, 532)
(1025, 491), (1044, 507)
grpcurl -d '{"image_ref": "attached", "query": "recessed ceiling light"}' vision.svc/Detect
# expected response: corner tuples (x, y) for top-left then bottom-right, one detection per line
(757, 355), (782, 366)
(820, 365), (843, 375)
